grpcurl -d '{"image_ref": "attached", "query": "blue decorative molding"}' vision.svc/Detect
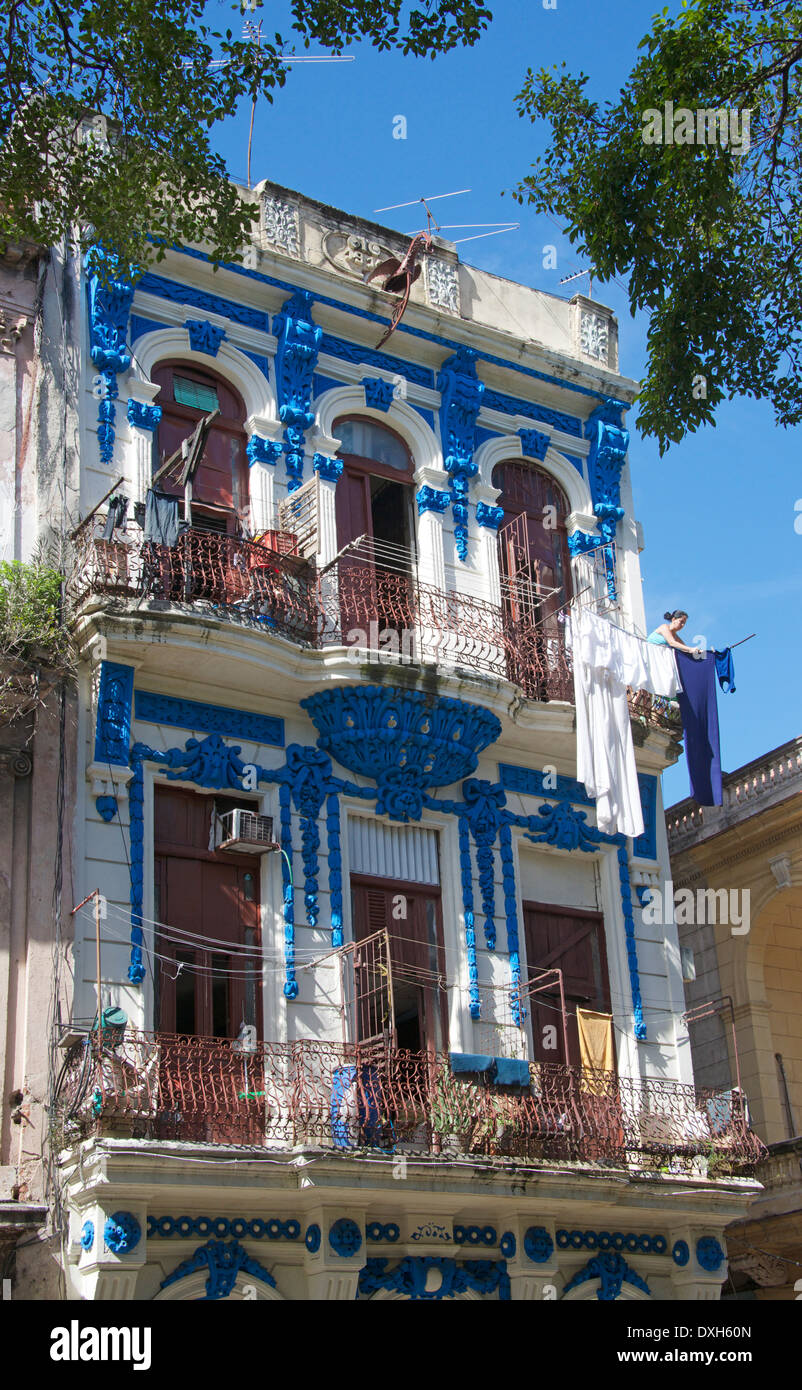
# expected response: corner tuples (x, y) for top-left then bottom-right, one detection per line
(476, 502), (504, 531)
(618, 844), (646, 1041)
(146, 1215), (300, 1241)
(567, 529), (603, 558)
(133, 732), (250, 791)
(366, 1222), (401, 1243)
(499, 763), (594, 807)
(139, 271), (272, 334)
(103, 1212), (141, 1254)
(524, 801), (613, 854)
(313, 452), (343, 482)
(557, 1230), (667, 1255)
(415, 485), (450, 517)
(246, 435), (283, 468)
(273, 290), (322, 492)
(518, 427), (550, 461)
(80, 1220), (94, 1251)
(128, 760), (145, 983)
(696, 1237), (724, 1273)
(482, 388), (582, 438)
(279, 781), (296, 999)
(329, 1218), (362, 1257)
(135, 691), (284, 747)
(500, 1232), (516, 1259)
(633, 774), (658, 860)
(563, 1252), (650, 1301)
(358, 1257), (509, 1301)
(327, 793), (343, 947)
(437, 347), (485, 561)
(127, 398), (162, 431)
(524, 1227), (554, 1263)
(458, 817), (480, 1020)
(499, 822), (522, 1022)
(585, 398), (630, 600)
(301, 686), (501, 824)
(286, 745), (331, 928)
(672, 1239), (690, 1267)
(160, 1238), (276, 1300)
(453, 1225), (496, 1247)
(85, 246), (134, 466)
(186, 319), (226, 356)
(130, 312), (169, 343)
(362, 376), (395, 411)
(411, 1222), (451, 1242)
(96, 796), (117, 822)
(319, 332), (433, 389)
(305, 1224), (321, 1253)
(95, 661), (135, 766)
(463, 779), (505, 950)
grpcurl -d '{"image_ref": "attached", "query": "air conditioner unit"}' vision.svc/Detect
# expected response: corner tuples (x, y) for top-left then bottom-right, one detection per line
(216, 809), (278, 853)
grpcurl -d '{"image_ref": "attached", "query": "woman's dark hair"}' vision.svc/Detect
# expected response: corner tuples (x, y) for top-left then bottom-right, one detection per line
(664, 609), (688, 621)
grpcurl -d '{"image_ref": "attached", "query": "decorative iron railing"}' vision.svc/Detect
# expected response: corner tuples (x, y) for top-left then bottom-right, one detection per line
(71, 530), (680, 726)
(56, 1032), (765, 1172)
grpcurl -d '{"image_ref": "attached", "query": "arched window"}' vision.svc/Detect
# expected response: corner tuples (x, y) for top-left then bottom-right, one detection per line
(151, 361), (249, 534)
(334, 416), (415, 555)
(492, 460), (572, 700)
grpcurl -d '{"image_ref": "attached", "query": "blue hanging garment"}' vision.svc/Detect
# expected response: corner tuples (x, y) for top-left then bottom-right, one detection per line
(714, 647), (736, 693)
(675, 651), (723, 807)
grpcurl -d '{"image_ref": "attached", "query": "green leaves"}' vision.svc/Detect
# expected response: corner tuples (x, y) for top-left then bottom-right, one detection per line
(512, 0), (802, 451)
(0, 0), (492, 275)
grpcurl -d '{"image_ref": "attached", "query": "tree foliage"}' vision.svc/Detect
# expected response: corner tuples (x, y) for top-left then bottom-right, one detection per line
(0, 0), (492, 274)
(513, 0), (802, 451)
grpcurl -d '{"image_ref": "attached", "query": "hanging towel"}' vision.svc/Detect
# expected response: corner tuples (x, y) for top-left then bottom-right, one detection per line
(571, 609), (644, 838)
(144, 489), (180, 547)
(576, 1008), (615, 1073)
(492, 1056), (531, 1087)
(675, 651), (723, 806)
(714, 647), (736, 693)
(102, 494), (129, 540)
(449, 1052), (494, 1076)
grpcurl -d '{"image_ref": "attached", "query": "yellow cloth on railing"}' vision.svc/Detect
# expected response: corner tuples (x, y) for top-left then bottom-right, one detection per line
(577, 1008), (614, 1075)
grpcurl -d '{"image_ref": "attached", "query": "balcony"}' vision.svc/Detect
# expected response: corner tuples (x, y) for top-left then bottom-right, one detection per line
(56, 1031), (765, 1174)
(71, 528), (679, 732)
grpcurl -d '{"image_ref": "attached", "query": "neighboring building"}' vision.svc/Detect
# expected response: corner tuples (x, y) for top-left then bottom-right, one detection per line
(668, 737), (802, 1299)
(2, 181), (764, 1302)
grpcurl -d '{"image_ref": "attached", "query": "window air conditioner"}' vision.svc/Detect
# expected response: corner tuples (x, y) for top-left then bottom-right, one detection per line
(216, 809), (278, 853)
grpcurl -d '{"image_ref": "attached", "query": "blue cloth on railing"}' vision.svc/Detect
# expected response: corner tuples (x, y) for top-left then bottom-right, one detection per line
(449, 1052), (494, 1076)
(330, 1065), (383, 1148)
(492, 1057), (531, 1088)
(714, 647), (736, 693)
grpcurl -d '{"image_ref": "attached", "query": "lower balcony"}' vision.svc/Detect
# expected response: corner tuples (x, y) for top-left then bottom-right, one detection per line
(71, 528), (680, 730)
(56, 1031), (765, 1175)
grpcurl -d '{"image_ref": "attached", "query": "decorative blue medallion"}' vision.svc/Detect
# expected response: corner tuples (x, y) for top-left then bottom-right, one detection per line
(80, 1220), (94, 1251)
(500, 1232), (516, 1259)
(518, 427), (549, 461)
(524, 1227), (553, 1264)
(563, 1252), (650, 1301)
(103, 1212), (141, 1255)
(672, 1240), (690, 1267)
(362, 377), (395, 412)
(696, 1237), (724, 1273)
(329, 1218), (362, 1257)
(305, 1224), (321, 1253)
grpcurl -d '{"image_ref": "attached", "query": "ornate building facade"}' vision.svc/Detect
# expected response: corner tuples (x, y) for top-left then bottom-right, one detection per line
(2, 181), (763, 1301)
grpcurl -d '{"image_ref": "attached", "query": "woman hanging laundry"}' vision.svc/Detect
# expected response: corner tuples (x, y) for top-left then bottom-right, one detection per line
(647, 609), (703, 657)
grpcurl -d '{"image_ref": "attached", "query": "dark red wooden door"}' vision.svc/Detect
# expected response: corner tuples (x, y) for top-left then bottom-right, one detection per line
(351, 878), (447, 1053)
(154, 787), (261, 1040)
(523, 902), (612, 1069)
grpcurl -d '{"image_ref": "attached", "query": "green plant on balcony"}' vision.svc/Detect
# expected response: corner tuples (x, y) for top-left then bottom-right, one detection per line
(0, 547), (75, 722)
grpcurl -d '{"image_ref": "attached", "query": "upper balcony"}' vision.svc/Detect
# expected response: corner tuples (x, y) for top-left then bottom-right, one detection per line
(70, 525), (680, 735)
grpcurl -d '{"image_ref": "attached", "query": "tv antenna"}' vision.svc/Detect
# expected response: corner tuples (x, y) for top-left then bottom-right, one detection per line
(368, 190), (519, 346)
(559, 267), (594, 298)
(181, 16), (354, 189)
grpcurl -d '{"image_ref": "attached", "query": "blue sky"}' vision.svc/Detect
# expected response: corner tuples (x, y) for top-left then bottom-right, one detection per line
(208, 0), (800, 805)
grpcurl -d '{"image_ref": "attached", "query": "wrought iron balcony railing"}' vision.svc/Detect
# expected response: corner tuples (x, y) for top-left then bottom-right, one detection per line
(56, 1031), (765, 1173)
(71, 528), (680, 727)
